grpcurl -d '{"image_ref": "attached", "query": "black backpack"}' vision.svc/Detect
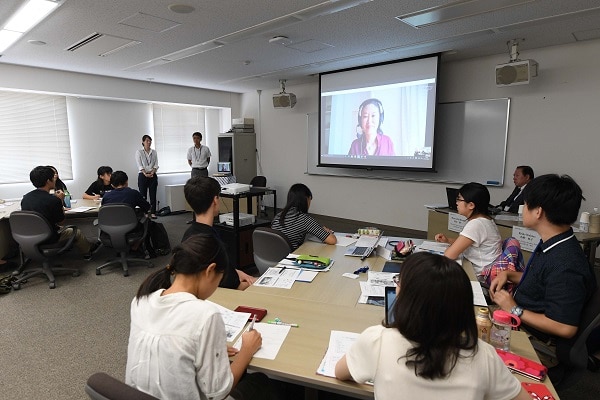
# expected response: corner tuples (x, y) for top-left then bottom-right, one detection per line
(147, 221), (171, 256)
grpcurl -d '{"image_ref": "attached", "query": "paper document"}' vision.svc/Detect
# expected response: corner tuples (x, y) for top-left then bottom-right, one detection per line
(233, 322), (291, 360)
(359, 281), (385, 297)
(494, 214), (520, 221)
(471, 281), (488, 306)
(296, 270), (318, 282)
(414, 240), (449, 256)
(66, 206), (95, 213)
(424, 203), (448, 209)
(254, 267), (301, 289)
(334, 233), (359, 247)
(208, 301), (251, 342)
(317, 330), (360, 378)
(367, 271), (396, 287)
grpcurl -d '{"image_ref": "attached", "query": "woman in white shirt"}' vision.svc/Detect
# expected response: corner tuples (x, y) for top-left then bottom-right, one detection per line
(435, 182), (502, 276)
(126, 234), (270, 400)
(335, 252), (529, 400)
(135, 135), (159, 218)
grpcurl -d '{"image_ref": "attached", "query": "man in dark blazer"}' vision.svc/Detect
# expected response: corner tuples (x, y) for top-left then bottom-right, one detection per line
(498, 166), (534, 213)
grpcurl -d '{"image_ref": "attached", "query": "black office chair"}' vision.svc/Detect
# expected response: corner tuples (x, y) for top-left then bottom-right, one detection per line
(252, 227), (293, 275)
(9, 210), (80, 289)
(96, 204), (153, 277)
(85, 372), (159, 400)
(547, 285), (600, 390)
(250, 176), (267, 216)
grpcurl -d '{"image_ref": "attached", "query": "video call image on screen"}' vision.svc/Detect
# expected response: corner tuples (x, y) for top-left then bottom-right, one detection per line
(319, 55), (439, 171)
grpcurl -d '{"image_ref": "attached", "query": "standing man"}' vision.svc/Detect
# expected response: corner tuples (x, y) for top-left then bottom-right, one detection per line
(497, 165), (534, 213)
(21, 166), (97, 260)
(187, 131), (211, 178)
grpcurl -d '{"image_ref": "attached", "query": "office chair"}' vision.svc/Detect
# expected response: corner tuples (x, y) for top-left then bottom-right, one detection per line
(96, 204), (153, 277)
(545, 285), (600, 390)
(252, 227), (293, 275)
(85, 372), (159, 400)
(250, 175), (267, 216)
(9, 211), (80, 289)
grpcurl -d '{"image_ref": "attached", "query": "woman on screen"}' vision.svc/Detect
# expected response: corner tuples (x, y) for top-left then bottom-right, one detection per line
(434, 182), (502, 277)
(126, 234), (271, 400)
(348, 98), (395, 156)
(335, 252), (528, 400)
(271, 183), (336, 250)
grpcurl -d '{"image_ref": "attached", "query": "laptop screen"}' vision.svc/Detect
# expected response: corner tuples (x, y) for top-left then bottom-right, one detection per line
(384, 286), (397, 325)
(218, 162), (231, 173)
(446, 187), (459, 211)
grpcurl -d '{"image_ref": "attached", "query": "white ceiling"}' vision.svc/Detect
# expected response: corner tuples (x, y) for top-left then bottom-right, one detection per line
(1, 0), (600, 93)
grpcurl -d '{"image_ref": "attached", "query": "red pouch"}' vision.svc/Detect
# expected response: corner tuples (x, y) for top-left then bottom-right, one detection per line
(234, 306), (267, 322)
(496, 349), (548, 381)
(521, 382), (555, 399)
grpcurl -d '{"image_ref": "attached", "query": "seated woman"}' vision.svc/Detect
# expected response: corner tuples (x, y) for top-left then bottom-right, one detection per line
(126, 234), (270, 400)
(83, 165), (113, 200)
(335, 252), (528, 400)
(435, 182), (502, 277)
(271, 183), (336, 250)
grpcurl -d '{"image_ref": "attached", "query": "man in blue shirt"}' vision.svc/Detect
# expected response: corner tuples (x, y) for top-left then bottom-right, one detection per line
(101, 170), (150, 213)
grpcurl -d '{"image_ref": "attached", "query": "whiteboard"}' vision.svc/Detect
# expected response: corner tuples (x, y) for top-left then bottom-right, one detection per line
(307, 98), (510, 185)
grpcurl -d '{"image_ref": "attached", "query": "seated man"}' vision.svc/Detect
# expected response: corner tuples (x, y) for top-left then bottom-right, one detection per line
(490, 174), (597, 366)
(21, 166), (96, 260)
(182, 176), (256, 290)
(101, 170), (150, 213)
(497, 166), (534, 213)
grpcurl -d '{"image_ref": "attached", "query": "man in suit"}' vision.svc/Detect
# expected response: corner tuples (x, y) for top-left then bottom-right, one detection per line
(497, 166), (534, 213)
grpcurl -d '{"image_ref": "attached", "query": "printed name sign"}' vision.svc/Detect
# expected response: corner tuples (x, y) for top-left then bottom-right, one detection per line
(512, 226), (541, 252)
(448, 212), (467, 233)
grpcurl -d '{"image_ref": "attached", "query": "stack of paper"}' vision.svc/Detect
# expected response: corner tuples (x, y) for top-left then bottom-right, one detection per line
(316, 330), (359, 378)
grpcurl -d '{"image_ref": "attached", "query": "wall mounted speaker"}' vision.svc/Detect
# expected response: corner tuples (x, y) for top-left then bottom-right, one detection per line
(496, 59), (538, 86)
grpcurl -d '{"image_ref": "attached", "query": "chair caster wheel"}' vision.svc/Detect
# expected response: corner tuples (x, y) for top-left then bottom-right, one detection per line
(72, 271), (80, 277)
(95, 269), (101, 275)
(12, 283), (21, 290)
(49, 282), (56, 289)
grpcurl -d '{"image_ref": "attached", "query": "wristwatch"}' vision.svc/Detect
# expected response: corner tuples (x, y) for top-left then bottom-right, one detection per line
(510, 305), (524, 317)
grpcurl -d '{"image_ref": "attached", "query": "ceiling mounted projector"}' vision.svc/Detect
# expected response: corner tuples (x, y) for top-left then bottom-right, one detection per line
(273, 79), (296, 108)
(495, 39), (538, 87)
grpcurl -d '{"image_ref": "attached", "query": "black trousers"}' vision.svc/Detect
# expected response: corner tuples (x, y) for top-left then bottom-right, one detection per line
(138, 173), (158, 214)
(191, 167), (208, 178)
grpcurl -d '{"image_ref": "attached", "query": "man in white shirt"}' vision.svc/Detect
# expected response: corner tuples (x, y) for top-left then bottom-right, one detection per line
(187, 131), (211, 178)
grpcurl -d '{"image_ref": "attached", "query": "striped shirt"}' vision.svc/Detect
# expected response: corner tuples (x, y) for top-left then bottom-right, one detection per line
(271, 207), (331, 250)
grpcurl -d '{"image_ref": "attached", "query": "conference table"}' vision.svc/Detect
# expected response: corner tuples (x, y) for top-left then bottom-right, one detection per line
(0, 198), (100, 259)
(210, 238), (560, 399)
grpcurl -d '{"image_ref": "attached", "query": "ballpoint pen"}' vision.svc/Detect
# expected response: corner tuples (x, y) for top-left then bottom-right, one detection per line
(278, 266), (286, 274)
(249, 314), (256, 330)
(267, 320), (299, 327)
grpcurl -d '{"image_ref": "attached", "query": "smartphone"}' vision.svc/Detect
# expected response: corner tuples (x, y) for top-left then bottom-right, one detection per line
(234, 306), (267, 322)
(496, 349), (548, 381)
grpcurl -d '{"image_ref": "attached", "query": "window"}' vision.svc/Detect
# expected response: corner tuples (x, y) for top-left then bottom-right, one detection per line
(0, 90), (72, 184)
(152, 103), (206, 173)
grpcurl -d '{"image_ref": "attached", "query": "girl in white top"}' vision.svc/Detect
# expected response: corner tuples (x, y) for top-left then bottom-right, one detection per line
(335, 253), (529, 400)
(126, 235), (269, 400)
(435, 182), (502, 276)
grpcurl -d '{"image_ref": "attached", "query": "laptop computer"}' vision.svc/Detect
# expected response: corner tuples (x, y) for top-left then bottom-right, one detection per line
(217, 162), (232, 174)
(384, 286), (397, 325)
(344, 231), (384, 259)
(446, 187), (460, 211)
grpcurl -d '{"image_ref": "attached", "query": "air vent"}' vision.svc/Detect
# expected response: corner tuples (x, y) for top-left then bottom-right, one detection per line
(65, 32), (103, 52)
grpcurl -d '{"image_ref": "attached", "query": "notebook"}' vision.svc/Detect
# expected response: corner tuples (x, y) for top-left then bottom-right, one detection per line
(384, 286), (397, 325)
(446, 187), (460, 211)
(344, 232), (384, 258)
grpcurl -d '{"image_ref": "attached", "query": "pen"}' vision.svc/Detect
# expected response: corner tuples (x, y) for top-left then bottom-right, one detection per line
(267, 320), (299, 327)
(249, 314), (256, 330)
(278, 266), (286, 274)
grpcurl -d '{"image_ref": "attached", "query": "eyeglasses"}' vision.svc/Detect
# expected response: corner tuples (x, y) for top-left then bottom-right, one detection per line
(392, 274), (400, 285)
(456, 197), (467, 203)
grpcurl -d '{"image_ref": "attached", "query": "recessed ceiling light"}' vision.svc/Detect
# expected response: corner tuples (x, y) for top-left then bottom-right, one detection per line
(27, 39), (47, 45)
(168, 4), (195, 14)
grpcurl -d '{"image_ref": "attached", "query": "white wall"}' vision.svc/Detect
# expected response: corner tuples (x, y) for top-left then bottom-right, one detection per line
(0, 65), (242, 205)
(241, 38), (600, 232)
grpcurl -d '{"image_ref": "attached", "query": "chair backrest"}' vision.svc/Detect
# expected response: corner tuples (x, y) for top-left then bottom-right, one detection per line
(9, 211), (56, 261)
(250, 175), (267, 187)
(252, 227), (293, 275)
(556, 285), (600, 370)
(98, 204), (141, 250)
(85, 372), (159, 400)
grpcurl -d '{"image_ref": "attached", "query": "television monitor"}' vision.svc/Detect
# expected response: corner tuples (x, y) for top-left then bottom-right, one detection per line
(319, 54), (440, 171)
(218, 161), (231, 173)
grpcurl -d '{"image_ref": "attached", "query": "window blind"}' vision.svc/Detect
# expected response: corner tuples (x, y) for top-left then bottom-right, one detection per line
(152, 104), (206, 173)
(0, 91), (72, 184)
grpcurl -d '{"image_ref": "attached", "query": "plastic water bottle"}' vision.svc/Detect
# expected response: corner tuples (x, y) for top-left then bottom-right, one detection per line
(64, 190), (71, 208)
(490, 310), (521, 351)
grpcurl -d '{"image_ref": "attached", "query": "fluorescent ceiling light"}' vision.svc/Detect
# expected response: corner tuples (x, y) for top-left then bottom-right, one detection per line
(0, 0), (61, 53)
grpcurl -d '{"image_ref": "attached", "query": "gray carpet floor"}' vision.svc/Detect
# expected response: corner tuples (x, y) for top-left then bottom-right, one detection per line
(0, 212), (598, 399)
